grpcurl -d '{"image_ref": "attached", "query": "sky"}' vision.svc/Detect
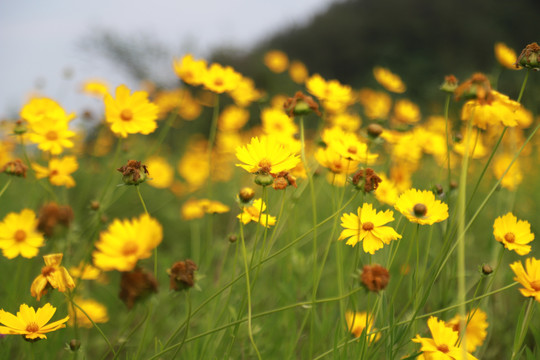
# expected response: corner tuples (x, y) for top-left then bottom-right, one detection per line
(0, 0), (337, 118)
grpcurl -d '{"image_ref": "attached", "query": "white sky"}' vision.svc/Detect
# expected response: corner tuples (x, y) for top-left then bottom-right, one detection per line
(0, 0), (336, 118)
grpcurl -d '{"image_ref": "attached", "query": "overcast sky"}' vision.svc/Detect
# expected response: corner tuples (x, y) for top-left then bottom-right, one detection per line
(0, 0), (336, 118)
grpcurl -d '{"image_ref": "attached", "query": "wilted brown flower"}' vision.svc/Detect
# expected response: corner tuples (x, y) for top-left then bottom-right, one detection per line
(351, 168), (382, 193)
(117, 160), (149, 185)
(440, 75), (459, 93)
(2, 159), (28, 177)
(283, 91), (321, 117)
(454, 73), (493, 104)
(37, 202), (74, 237)
(361, 264), (390, 292)
(119, 267), (158, 309)
(515, 42), (540, 70)
(272, 171), (297, 190)
(167, 259), (198, 291)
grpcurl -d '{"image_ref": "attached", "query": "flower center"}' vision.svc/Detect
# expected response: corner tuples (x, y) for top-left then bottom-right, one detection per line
(504, 232), (516, 243)
(347, 146), (357, 155)
(362, 222), (374, 231)
(41, 265), (56, 277)
(45, 131), (58, 141)
(437, 344), (450, 353)
(246, 206), (260, 218)
(413, 203), (427, 217)
(25, 322), (39, 333)
(258, 159), (272, 173)
(122, 241), (139, 256)
(14, 230), (27, 242)
(530, 280), (540, 291)
(120, 109), (133, 121)
(214, 78), (224, 87)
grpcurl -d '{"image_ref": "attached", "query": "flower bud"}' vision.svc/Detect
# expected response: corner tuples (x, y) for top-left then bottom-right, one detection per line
(90, 201), (100, 211)
(228, 234), (238, 243)
(13, 120), (27, 135)
(254, 173), (274, 187)
(454, 73), (493, 104)
(238, 187), (255, 203)
(69, 339), (81, 351)
(440, 75), (459, 93)
(366, 123), (383, 139)
(481, 264), (493, 275)
(515, 42), (540, 70)
(283, 91), (321, 117)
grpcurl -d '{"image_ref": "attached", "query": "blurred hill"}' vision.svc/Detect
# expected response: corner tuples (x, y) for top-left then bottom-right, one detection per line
(213, 0), (540, 109)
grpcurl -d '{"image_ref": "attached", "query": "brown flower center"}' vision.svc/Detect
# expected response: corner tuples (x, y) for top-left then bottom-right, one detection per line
(362, 222), (374, 231)
(437, 344), (450, 353)
(214, 78), (224, 87)
(504, 232), (516, 243)
(530, 280), (540, 291)
(14, 230), (27, 242)
(258, 159), (272, 173)
(45, 131), (58, 141)
(120, 109), (133, 121)
(122, 241), (139, 256)
(347, 146), (357, 155)
(413, 203), (427, 217)
(41, 265), (56, 277)
(25, 322), (39, 333)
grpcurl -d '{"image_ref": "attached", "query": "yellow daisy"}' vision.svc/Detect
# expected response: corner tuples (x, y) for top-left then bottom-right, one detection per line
(345, 311), (380, 342)
(412, 316), (478, 360)
(68, 298), (109, 328)
(510, 257), (540, 302)
(0, 303), (69, 340)
(264, 50), (289, 73)
(203, 63), (241, 94)
(373, 66), (406, 93)
(493, 212), (534, 255)
(0, 209), (44, 259)
(235, 136), (300, 175)
(446, 309), (488, 353)
(27, 119), (75, 155)
(172, 54), (208, 86)
(30, 253), (75, 301)
(104, 84), (159, 138)
(92, 214), (163, 272)
(494, 42), (518, 70)
(238, 198), (276, 228)
(338, 203), (401, 254)
(145, 156), (174, 189)
(33, 156), (79, 188)
(394, 189), (449, 225)
(288, 60), (308, 84)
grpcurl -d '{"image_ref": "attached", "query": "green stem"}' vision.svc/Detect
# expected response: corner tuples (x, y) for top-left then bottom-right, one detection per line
(206, 94), (220, 199)
(0, 177), (12, 198)
(171, 290), (192, 359)
(239, 218), (262, 359)
(136, 185), (156, 278)
(443, 93), (452, 190)
(511, 297), (535, 360)
(148, 106), (179, 157)
(516, 69), (530, 104)
(71, 299), (116, 357)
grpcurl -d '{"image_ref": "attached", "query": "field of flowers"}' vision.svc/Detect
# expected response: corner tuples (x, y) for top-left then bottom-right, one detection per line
(0, 41), (539, 359)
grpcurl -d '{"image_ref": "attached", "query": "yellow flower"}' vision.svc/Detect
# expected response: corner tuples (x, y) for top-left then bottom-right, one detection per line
(510, 257), (540, 302)
(0, 303), (69, 340)
(20, 97), (73, 125)
(289, 60), (308, 83)
(338, 203), (401, 254)
(264, 50), (289, 73)
(315, 147), (359, 175)
(323, 127), (378, 163)
(461, 90), (523, 129)
(93, 214), (163, 272)
(492, 153), (522, 191)
(68, 298), (109, 328)
(145, 156), (174, 189)
(261, 108), (298, 137)
(306, 74), (354, 114)
(172, 54), (208, 86)
(395, 189), (449, 225)
(412, 316), (478, 360)
(203, 63), (241, 94)
(374, 174), (400, 206)
(177, 142), (210, 190)
(180, 198), (230, 220)
(494, 42), (518, 70)
(104, 84), (159, 138)
(235, 136), (300, 175)
(345, 311), (380, 342)
(0, 209), (44, 259)
(27, 119), (75, 155)
(373, 66), (406, 93)
(446, 309), (488, 353)
(154, 89), (202, 120)
(81, 79), (110, 98)
(218, 105), (250, 131)
(33, 156), (78, 188)
(493, 212), (534, 255)
(69, 261), (102, 281)
(30, 253), (75, 301)
(328, 112), (361, 132)
(358, 88), (392, 120)
(238, 198), (276, 227)
(392, 99), (421, 124)
(229, 77), (262, 107)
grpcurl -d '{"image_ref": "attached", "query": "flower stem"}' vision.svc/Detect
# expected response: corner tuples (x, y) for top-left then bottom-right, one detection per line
(171, 290), (192, 360)
(511, 297), (535, 360)
(71, 298), (116, 357)
(0, 177), (12, 199)
(516, 69), (530, 104)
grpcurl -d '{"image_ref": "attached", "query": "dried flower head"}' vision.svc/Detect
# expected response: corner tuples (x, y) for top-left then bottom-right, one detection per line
(272, 171), (297, 190)
(37, 202), (74, 237)
(119, 267), (158, 309)
(2, 159), (28, 177)
(361, 264), (390, 292)
(515, 42), (540, 70)
(454, 73), (493, 105)
(283, 91), (321, 117)
(351, 168), (382, 193)
(117, 160), (149, 185)
(168, 259), (198, 291)
(440, 75), (459, 93)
